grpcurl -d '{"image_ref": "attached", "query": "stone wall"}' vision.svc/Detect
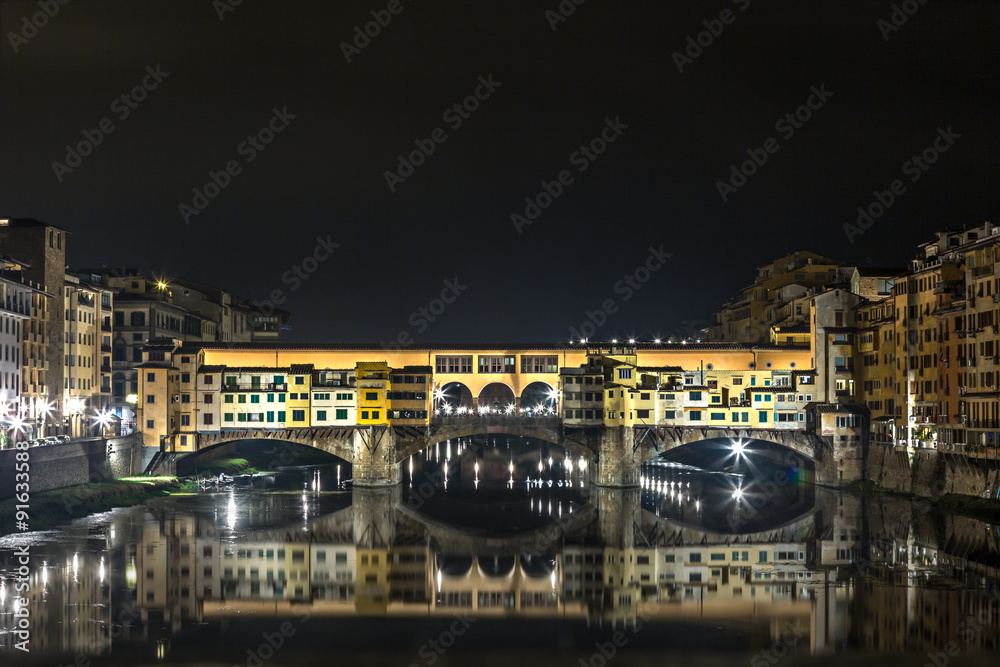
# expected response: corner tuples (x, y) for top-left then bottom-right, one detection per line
(0, 433), (143, 500)
(864, 444), (1000, 500)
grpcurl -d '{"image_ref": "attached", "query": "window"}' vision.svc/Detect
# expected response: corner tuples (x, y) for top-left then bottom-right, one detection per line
(664, 410), (676, 419)
(277, 411), (285, 422)
(759, 412), (768, 422)
(224, 395), (234, 403)
(250, 395), (260, 404)
(521, 355), (558, 374)
(292, 410), (305, 421)
(146, 419), (154, 429)
(238, 395), (246, 404)
(146, 372), (155, 382)
(335, 409), (347, 420)
(294, 377), (304, 385)
(436, 355), (473, 373)
(181, 415), (190, 427)
(689, 553), (702, 563)
(361, 411), (369, 420)
(365, 391), (378, 401)
(689, 391), (702, 401)
(710, 412), (725, 421)
(204, 414), (214, 425)
(479, 355), (516, 374)
(690, 410), (701, 421)
(317, 410), (327, 421)
(224, 413), (234, 422)
(371, 411), (379, 419)
(636, 409), (650, 419)
(181, 394), (191, 403)
(205, 394), (214, 404)
(617, 367), (632, 380)
(146, 395), (155, 403)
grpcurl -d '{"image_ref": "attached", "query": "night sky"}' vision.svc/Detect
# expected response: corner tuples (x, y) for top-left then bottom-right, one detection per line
(1, 0), (998, 344)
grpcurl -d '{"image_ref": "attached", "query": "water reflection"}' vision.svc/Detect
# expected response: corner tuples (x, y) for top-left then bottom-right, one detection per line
(0, 458), (999, 662)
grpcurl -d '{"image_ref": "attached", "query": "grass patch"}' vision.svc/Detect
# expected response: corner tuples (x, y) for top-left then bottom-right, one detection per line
(191, 456), (256, 476)
(0, 478), (180, 534)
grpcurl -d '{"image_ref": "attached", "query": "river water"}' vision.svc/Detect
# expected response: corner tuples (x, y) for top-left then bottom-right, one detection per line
(1, 436), (998, 666)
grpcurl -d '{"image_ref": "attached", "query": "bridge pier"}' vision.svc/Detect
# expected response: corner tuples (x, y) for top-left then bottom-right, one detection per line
(595, 486), (641, 549)
(352, 426), (401, 487)
(595, 426), (640, 488)
(352, 486), (399, 548)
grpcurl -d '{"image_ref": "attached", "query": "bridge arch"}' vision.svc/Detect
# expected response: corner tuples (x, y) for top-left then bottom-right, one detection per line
(478, 382), (515, 410)
(521, 381), (555, 411)
(638, 431), (819, 472)
(438, 382), (473, 409)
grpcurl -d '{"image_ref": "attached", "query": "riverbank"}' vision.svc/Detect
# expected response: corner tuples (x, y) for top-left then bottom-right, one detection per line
(846, 479), (1000, 524)
(0, 476), (180, 534)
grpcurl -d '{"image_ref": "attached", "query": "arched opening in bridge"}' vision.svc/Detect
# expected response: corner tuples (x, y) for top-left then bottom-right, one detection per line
(437, 382), (473, 409)
(478, 382), (515, 411)
(641, 437), (815, 534)
(176, 439), (352, 486)
(520, 381), (555, 413)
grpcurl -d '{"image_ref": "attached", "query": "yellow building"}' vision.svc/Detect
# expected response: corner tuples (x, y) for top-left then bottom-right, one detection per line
(356, 361), (390, 426)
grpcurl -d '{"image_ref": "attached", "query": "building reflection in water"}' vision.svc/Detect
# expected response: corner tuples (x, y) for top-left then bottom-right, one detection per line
(1, 455), (999, 661)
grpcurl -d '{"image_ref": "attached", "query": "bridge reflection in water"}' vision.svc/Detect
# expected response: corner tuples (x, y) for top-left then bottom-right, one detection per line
(5, 461), (1000, 663)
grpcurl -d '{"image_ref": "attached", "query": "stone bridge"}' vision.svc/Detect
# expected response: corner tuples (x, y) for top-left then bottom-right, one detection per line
(174, 419), (828, 486)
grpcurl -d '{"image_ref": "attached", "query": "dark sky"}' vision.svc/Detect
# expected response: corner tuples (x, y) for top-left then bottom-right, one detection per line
(2, 0), (998, 344)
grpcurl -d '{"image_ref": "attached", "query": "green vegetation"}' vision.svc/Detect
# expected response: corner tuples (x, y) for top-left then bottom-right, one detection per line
(192, 456), (255, 475)
(0, 478), (180, 534)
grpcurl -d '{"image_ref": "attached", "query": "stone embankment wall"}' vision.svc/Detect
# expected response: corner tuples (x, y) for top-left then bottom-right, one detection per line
(0, 433), (143, 500)
(865, 445), (1000, 499)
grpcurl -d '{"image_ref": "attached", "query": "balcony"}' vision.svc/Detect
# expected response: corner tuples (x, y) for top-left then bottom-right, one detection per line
(972, 265), (994, 278)
(221, 382), (288, 392)
(313, 379), (354, 388)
